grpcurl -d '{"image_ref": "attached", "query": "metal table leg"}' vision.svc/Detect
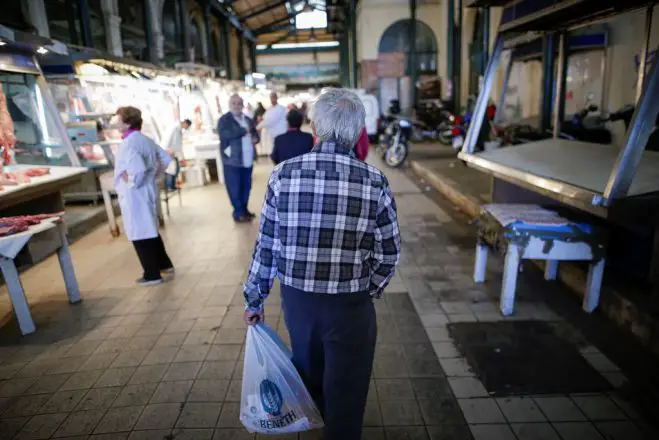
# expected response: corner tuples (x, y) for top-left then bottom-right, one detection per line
(0, 257), (36, 335)
(101, 185), (119, 237)
(500, 244), (521, 316)
(56, 223), (81, 304)
(583, 258), (605, 313)
(474, 240), (489, 283)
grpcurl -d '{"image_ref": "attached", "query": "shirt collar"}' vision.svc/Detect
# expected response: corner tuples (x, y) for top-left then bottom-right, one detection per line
(312, 140), (356, 158)
(121, 128), (139, 140)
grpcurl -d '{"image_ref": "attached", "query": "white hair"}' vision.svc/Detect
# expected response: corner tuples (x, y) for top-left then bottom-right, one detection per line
(311, 88), (365, 146)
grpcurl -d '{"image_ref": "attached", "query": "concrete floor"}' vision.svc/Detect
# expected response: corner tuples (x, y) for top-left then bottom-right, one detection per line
(0, 155), (653, 439)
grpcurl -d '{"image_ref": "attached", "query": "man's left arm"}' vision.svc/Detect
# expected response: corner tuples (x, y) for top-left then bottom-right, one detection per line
(243, 172), (281, 314)
(370, 181), (401, 298)
(249, 118), (260, 144)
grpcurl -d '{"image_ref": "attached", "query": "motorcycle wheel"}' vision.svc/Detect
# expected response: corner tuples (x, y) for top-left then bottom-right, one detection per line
(384, 141), (408, 168)
(438, 131), (453, 145)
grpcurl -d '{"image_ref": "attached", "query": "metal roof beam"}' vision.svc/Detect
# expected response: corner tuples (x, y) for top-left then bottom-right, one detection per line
(209, 1), (256, 42)
(241, 0), (289, 21)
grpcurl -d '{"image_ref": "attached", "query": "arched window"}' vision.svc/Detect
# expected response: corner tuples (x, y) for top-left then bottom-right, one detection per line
(378, 19), (437, 74)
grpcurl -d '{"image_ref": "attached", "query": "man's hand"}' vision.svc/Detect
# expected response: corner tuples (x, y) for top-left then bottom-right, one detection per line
(244, 309), (264, 326)
(120, 171), (129, 183)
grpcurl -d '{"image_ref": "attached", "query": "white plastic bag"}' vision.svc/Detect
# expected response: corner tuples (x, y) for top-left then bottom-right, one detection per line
(240, 323), (324, 434)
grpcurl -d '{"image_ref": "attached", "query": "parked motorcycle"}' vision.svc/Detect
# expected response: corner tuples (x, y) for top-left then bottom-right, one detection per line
(383, 118), (411, 168)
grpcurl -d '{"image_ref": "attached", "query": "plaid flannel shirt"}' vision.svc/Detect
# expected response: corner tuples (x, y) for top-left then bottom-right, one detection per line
(244, 141), (401, 312)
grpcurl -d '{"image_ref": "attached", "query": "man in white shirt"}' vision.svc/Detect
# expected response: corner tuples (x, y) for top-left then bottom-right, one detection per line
(161, 119), (191, 189)
(256, 93), (288, 157)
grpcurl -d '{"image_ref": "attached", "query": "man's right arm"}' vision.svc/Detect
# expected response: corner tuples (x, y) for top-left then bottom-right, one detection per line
(218, 116), (246, 142)
(243, 172), (281, 312)
(370, 180), (401, 298)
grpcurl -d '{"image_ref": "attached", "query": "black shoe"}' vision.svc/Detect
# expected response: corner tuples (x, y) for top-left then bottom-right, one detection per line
(234, 215), (252, 223)
(136, 278), (164, 286)
(246, 211), (256, 219)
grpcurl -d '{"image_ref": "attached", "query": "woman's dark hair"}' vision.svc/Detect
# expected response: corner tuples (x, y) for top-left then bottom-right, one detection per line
(287, 109), (303, 129)
(116, 106), (143, 130)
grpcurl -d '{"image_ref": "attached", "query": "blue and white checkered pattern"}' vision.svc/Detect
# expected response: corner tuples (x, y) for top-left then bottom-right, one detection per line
(244, 141), (401, 312)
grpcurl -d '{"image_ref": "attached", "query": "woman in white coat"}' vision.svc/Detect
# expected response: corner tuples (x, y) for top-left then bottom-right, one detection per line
(114, 106), (174, 286)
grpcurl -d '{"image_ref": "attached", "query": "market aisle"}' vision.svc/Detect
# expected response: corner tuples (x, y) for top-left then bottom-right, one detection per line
(0, 155), (654, 439)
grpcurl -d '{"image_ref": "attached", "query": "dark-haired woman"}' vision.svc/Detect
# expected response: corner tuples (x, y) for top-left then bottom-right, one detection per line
(114, 106), (174, 286)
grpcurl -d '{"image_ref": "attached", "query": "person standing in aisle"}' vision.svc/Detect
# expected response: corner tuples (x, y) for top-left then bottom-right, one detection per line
(243, 88), (401, 440)
(256, 92), (287, 157)
(113, 106), (174, 286)
(270, 109), (313, 165)
(218, 94), (260, 223)
(161, 119), (191, 189)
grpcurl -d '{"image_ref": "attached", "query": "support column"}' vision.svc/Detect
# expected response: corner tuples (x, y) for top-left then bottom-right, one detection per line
(237, 30), (245, 78)
(409, 0), (417, 110)
(101, 0), (122, 56)
(481, 7), (490, 77)
(146, 0), (165, 62)
(143, 0), (157, 63)
(540, 33), (556, 132)
(455, 0), (463, 111)
(179, 0), (193, 62)
(552, 32), (568, 138)
(341, 28), (350, 87)
(250, 42), (257, 73)
(203, 1), (214, 65)
(350, 0), (358, 88)
(220, 16), (231, 78)
(446, 0), (455, 110)
(78, 0), (93, 47)
(22, 0), (50, 38)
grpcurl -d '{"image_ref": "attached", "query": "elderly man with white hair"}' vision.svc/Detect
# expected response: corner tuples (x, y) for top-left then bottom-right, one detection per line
(218, 94), (260, 222)
(243, 88), (401, 439)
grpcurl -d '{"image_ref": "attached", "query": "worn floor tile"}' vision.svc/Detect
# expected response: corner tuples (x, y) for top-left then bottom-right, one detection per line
(571, 395), (627, 421)
(150, 381), (193, 404)
(188, 380), (230, 403)
(77, 387), (122, 410)
(551, 422), (604, 440)
(496, 397), (546, 423)
(380, 400), (425, 426)
(469, 424), (515, 440)
(53, 409), (106, 437)
(534, 397), (587, 422)
(40, 389), (87, 414)
(176, 402), (222, 428)
(458, 399), (506, 424)
(511, 423), (561, 440)
(134, 403), (182, 430)
(448, 378), (488, 399)
(113, 383), (158, 407)
(14, 412), (67, 440)
(95, 406), (144, 434)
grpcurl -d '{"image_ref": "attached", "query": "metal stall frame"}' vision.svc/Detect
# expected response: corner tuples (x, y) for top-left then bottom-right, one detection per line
(458, 1), (659, 219)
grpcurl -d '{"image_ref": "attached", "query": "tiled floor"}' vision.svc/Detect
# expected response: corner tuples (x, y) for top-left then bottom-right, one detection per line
(0, 156), (654, 439)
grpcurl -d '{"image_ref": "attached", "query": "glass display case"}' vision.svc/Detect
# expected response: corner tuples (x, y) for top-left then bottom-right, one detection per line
(1, 72), (78, 167)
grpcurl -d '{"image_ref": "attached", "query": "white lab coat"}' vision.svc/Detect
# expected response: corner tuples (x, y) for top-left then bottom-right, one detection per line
(114, 131), (171, 242)
(257, 104), (287, 156)
(160, 125), (183, 175)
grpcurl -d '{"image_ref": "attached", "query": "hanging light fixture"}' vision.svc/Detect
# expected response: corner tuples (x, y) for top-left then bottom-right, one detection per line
(309, 27), (317, 42)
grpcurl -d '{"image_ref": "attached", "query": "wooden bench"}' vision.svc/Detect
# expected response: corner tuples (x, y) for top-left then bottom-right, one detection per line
(473, 204), (607, 316)
(0, 218), (81, 334)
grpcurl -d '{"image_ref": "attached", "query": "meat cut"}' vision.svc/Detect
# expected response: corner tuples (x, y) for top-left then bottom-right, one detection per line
(0, 212), (64, 237)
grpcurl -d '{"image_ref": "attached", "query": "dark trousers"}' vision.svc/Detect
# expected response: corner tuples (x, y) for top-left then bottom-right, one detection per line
(281, 285), (377, 440)
(223, 164), (252, 220)
(132, 235), (173, 281)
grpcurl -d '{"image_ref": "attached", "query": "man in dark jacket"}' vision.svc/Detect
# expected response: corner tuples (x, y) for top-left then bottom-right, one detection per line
(218, 94), (260, 223)
(271, 109), (314, 165)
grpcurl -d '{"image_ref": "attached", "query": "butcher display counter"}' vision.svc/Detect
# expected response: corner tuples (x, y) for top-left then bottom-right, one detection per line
(0, 165), (86, 266)
(458, 1), (659, 286)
